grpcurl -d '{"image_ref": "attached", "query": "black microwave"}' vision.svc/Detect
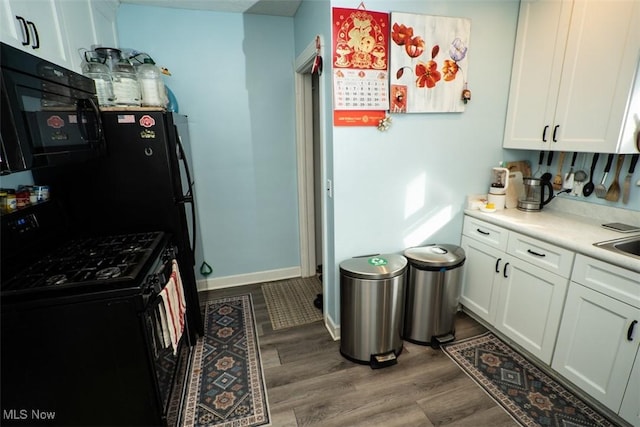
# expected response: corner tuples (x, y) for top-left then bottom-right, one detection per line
(1, 42), (105, 175)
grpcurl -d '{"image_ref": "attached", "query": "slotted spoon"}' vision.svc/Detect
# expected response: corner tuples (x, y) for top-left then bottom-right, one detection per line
(595, 154), (614, 198)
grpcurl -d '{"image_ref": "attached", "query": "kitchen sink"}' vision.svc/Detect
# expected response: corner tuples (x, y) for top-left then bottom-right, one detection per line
(594, 235), (640, 260)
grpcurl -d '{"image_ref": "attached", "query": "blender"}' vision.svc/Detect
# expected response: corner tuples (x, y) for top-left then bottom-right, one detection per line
(488, 167), (509, 210)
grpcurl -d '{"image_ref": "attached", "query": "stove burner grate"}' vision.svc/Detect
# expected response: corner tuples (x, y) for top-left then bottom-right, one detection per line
(2, 232), (165, 293)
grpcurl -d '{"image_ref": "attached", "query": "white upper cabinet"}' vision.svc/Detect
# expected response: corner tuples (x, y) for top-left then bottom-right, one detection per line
(57, 0), (96, 72)
(0, 0), (68, 67)
(1, 0), (119, 73)
(57, 0), (119, 73)
(503, 0), (640, 153)
(90, 0), (119, 50)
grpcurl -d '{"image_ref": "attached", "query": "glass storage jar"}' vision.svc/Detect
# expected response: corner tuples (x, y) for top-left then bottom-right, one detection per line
(111, 59), (140, 106)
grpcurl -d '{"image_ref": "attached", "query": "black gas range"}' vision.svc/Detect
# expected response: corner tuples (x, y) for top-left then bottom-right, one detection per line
(1, 201), (191, 426)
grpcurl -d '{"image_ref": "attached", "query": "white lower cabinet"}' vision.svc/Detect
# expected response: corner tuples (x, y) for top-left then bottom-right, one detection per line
(494, 256), (567, 364)
(459, 236), (502, 324)
(460, 217), (572, 364)
(552, 254), (640, 425)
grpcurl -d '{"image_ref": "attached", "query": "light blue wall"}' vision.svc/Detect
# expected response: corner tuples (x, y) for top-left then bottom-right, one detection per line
(117, 5), (299, 280)
(313, 0), (522, 326)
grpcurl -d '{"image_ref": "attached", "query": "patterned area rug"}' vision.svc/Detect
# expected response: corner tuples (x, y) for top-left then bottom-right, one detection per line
(262, 276), (323, 330)
(443, 332), (616, 427)
(182, 294), (270, 427)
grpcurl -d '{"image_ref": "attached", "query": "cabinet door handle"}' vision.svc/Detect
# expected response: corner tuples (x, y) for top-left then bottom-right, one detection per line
(628, 320), (638, 341)
(527, 249), (546, 257)
(542, 125), (549, 142)
(476, 228), (490, 236)
(27, 21), (39, 49)
(552, 125), (559, 142)
(15, 16), (30, 46)
(495, 258), (502, 273)
(503, 262), (510, 278)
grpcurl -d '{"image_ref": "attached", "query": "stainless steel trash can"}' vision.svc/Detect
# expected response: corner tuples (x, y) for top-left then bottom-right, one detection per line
(339, 253), (407, 368)
(402, 244), (465, 347)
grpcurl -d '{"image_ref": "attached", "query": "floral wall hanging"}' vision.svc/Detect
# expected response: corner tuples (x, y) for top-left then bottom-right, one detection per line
(389, 12), (471, 113)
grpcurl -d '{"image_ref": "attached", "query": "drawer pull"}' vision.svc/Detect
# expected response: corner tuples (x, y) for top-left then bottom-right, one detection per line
(628, 320), (638, 341)
(527, 249), (546, 257)
(503, 262), (510, 278)
(495, 258), (502, 273)
(477, 228), (490, 236)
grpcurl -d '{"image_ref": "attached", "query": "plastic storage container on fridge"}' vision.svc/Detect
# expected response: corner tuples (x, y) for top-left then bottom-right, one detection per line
(137, 59), (166, 107)
(403, 244), (465, 347)
(82, 59), (115, 106)
(339, 253), (407, 368)
(111, 59), (140, 106)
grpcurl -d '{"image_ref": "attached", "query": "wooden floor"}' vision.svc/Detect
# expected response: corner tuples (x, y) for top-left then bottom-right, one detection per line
(200, 283), (518, 427)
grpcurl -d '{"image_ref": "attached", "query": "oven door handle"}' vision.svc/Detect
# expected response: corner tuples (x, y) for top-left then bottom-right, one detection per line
(76, 97), (103, 144)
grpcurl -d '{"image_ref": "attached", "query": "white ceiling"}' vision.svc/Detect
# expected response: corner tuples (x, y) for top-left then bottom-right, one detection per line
(118, 0), (302, 17)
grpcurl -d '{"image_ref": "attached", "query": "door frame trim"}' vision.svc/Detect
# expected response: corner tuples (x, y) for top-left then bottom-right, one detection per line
(294, 37), (323, 278)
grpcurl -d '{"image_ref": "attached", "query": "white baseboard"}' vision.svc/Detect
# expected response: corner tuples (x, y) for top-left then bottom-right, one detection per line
(197, 266), (302, 291)
(324, 314), (340, 341)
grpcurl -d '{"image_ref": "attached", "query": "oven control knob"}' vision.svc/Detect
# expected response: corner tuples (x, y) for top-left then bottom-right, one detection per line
(144, 274), (162, 294)
(162, 247), (176, 262)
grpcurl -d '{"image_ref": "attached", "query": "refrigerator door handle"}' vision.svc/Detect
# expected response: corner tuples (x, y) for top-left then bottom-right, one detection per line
(175, 126), (197, 263)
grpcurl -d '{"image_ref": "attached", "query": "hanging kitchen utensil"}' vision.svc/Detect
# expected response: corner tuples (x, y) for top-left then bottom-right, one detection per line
(605, 154), (625, 202)
(563, 151), (578, 190)
(572, 154), (588, 196)
(622, 154), (639, 204)
(582, 152), (599, 197)
(594, 153), (614, 198)
(540, 151), (554, 182)
(552, 151), (565, 190)
(534, 151), (544, 177)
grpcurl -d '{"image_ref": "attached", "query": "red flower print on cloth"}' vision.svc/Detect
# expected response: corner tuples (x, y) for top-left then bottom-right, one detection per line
(415, 60), (441, 88)
(405, 35), (425, 58)
(391, 23), (413, 46)
(442, 59), (459, 81)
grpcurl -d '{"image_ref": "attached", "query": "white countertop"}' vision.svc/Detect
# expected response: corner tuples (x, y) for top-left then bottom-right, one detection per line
(464, 197), (640, 273)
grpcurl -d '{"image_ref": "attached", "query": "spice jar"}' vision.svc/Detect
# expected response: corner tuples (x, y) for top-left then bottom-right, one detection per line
(4, 189), (17, 213)
(16, 186), (31, 208)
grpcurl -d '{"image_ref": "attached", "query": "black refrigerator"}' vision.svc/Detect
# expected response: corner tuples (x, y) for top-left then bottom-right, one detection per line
(34, 111), (204, 338)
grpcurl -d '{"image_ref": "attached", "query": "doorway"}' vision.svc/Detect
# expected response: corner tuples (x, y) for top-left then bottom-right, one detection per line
(295, 38), (324, 280)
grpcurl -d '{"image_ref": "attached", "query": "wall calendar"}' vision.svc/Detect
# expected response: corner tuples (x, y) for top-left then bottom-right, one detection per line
(332, 7), (389, 126)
